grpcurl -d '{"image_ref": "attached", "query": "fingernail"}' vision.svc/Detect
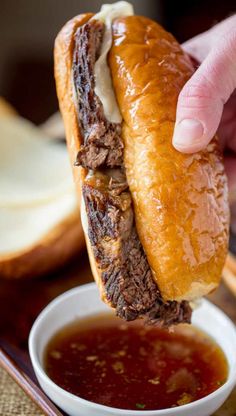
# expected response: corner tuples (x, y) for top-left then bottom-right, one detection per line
(173, 119), (204, 149)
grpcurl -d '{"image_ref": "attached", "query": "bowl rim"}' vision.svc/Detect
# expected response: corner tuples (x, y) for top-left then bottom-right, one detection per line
(29, 282), (236, 415)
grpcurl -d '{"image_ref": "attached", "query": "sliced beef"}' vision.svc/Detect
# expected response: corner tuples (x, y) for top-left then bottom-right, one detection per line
(83, 172), (191, 326)
(73, 20), (192, 326)
(73, 21), (123, 169)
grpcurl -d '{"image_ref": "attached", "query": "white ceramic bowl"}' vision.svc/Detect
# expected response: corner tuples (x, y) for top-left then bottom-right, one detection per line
(29, 283), (236, 416)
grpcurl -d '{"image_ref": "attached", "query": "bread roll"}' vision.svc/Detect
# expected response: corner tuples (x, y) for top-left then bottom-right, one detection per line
(54, 4), (229, 323)
(109, 16), (229, 300)
(55, 14), (106, 295)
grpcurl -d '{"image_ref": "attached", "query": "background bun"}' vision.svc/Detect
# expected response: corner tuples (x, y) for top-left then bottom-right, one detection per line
(109, 16), (229, 301)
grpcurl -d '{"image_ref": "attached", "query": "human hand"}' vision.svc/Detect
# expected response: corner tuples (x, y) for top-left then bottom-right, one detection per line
(172, 15), (236, 192)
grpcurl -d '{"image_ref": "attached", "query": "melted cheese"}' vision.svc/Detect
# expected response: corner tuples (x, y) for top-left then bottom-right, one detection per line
(81, 3), (134, 233)
(80, 194), (88, 235)
(92, 1), (134, 123)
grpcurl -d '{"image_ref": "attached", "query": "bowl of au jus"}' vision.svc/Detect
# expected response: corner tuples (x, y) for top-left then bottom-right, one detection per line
(29, 282), (236, 416)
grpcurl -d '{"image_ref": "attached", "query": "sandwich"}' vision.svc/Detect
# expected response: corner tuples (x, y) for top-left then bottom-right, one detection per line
(54, 1), (229, 325)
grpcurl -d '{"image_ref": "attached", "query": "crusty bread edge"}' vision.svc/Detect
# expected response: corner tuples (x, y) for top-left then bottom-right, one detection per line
(54, 14), (110, 304)
(55, 14), (228, 304)
(0, 210), (84, 279)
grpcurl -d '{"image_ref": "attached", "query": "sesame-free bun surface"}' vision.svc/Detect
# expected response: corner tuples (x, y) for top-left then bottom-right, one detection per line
(54, 14), (105, 295)
(55, 13), (229, 302)
(54, 13), (93, 189)
(109, 16), (229, 301)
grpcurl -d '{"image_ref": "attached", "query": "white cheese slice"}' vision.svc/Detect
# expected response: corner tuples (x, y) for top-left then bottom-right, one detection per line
(92, 1), (134, 123)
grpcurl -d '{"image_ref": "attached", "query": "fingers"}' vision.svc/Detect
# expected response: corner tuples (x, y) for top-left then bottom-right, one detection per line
(173, 20), (236, 153)
(182, 32), (211, 63)
(182, 15), (236, 63)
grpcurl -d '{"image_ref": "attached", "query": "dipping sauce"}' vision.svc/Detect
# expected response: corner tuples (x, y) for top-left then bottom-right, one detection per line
(44, 313), (228, 410)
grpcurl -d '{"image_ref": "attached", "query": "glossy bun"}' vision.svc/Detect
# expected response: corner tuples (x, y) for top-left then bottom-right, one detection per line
(54, 13), (93, 188)
(109, 16), (229, 300)
(55, 13), (229, 303)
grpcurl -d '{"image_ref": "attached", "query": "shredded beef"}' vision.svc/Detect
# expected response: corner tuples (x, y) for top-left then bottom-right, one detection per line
(83, 174), (191, 326)
(73, 21), (123, 169)
(73, 20), (192, 325)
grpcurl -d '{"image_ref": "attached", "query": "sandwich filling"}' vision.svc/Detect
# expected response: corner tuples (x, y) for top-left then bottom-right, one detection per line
(72, 12), (191, 325)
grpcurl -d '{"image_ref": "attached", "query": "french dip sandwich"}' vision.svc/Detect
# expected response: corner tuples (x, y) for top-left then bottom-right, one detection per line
(54, 2), (229, 326)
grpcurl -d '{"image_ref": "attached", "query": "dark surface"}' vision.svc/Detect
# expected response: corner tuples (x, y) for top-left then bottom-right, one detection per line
(229, 230), (236, 255)
(162, 0), (236, 42)
(0, 0), (162, 124)
(1, 1), (235, 124)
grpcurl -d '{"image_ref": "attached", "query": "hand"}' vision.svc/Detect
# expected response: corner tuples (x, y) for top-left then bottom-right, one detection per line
(172, 15), (236, 193)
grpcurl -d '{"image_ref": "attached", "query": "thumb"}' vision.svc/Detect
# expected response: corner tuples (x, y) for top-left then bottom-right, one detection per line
(173, 28), (236, 153)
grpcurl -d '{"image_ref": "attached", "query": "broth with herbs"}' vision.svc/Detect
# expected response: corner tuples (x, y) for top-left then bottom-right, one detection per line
(44, 313), (228, 410)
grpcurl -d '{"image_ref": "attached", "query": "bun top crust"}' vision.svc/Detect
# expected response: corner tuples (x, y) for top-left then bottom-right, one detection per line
(54, 13), (112, 296)
(109, 16), (229, 301)
(54, 13), (93, 188)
